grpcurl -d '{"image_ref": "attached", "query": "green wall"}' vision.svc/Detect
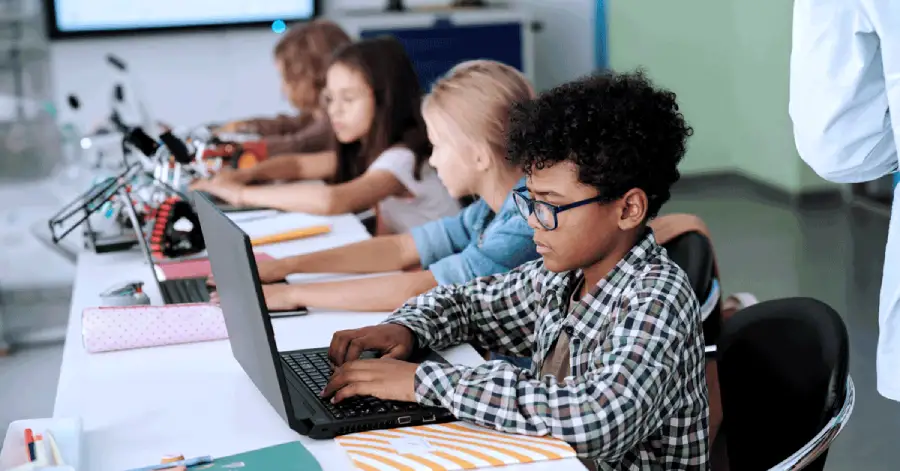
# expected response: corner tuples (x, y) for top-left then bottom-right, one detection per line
(607, 0), (834, 192)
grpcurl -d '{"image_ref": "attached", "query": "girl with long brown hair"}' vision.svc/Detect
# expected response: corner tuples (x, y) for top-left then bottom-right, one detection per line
(195, 36), (460, 234)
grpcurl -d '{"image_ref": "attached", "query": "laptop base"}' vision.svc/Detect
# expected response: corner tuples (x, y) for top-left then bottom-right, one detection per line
(281, 347), (455, 439)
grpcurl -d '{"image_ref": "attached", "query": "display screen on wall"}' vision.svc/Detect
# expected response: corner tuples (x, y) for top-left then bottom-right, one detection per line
(45, 0), (318, 38)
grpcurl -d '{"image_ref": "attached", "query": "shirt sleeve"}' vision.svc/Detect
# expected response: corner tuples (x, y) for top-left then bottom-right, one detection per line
(366, 148), (419, 195)
(427, 213), (537, 285)
(789, 0), (899, 183)
(382, 260), (545, 357)
(409, 274), (703, 463)
(242, 113), (313, 137)
(410, 205), (476, 270)
(262, 117), (334, 156)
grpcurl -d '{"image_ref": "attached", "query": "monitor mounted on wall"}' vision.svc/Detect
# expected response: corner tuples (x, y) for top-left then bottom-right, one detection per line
(44, 0), (320, 39)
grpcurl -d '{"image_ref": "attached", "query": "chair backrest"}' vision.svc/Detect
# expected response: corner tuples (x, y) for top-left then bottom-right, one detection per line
(716, 297), (849, 471)
(661, 231), (721, 344)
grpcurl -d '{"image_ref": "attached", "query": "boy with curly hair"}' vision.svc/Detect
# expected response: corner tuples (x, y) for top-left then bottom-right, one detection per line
(323, 70), (709, 470)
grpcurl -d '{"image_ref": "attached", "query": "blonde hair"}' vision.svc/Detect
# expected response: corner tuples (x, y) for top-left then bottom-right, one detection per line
(423, 60), (535, 160)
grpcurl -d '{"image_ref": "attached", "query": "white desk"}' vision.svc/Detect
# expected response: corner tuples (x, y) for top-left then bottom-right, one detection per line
(52, 211), (584, 471)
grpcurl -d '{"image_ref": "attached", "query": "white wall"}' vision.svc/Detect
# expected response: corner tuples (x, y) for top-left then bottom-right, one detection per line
(50, 28), (291, 131)
(50, 0), (597, 132)
(509, 0), (594, 91)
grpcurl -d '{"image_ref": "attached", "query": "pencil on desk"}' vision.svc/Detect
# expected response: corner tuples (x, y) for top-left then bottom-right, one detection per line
(250, 225), (331, 247)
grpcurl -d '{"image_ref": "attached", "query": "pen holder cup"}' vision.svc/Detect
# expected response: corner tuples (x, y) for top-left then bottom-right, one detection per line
(0, 418), (83, 471)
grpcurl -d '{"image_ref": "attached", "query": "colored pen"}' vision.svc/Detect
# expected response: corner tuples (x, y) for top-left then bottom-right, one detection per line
(125, 455), (213, 471)
(23, 428), (35, 462)
(33, 434), (47, 465)
(250, 225), (331, 246)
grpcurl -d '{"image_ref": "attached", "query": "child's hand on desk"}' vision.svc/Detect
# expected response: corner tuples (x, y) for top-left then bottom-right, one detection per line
(189, 178), (245, 206)
(208, 167), (248, 184)
(256, 259), (291, 284)
(209, 283), (300, 311)
(322, 358), (418, 404)
(216, 121), (245, 133)
(262, 283), (304, 311)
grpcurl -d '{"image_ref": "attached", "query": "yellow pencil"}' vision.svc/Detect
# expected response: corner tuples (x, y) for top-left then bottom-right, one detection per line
(250, 225), (331, 246)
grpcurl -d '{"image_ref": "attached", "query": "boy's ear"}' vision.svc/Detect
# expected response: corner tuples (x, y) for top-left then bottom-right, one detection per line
(617, 189), (648, 230)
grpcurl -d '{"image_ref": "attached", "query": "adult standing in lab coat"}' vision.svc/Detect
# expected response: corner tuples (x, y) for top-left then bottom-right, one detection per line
(789, 0), (899, 401)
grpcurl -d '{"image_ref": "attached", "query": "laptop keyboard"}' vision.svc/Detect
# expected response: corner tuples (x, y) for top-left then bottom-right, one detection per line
(160, 277), (210, 304)
(282, 351), (419, 420)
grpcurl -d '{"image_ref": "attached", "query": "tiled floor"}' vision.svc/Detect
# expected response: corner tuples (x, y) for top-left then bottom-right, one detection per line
(1, 181), (899, 468)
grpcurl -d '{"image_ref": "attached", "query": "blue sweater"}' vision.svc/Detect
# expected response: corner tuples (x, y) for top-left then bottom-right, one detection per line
(410, 178), (538, 285)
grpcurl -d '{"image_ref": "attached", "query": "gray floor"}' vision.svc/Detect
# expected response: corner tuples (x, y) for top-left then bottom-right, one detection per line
(1, 182), (898, 468)
(0, 343), (63, 438)
(666, 181), (900, 470)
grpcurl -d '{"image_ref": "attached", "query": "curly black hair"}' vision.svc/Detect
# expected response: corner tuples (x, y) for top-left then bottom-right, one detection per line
(506, 69), (693, 219)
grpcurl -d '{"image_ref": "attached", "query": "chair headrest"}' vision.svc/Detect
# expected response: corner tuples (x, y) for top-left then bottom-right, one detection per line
(661, 231), (715, 300)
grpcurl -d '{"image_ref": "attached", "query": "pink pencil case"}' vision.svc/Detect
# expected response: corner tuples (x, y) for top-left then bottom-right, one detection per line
(81, 304), (228, 353)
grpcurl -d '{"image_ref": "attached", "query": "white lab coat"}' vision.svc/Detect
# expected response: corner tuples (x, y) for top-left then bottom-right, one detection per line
(790, 0), (900, 401)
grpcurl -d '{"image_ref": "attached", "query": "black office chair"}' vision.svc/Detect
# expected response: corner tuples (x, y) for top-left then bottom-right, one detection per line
(716, 297), (855, 470)
(661, 232), (721, 346)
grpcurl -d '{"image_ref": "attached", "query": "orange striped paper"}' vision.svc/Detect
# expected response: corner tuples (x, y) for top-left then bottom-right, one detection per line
(335, 422), (577, 471)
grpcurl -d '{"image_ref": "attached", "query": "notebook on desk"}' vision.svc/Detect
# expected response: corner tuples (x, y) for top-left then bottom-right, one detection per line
(157, 252), (274, 280)
(192, 190), (454, 440)
(336, 422), (577, 471)
(204, 442), (320, 471)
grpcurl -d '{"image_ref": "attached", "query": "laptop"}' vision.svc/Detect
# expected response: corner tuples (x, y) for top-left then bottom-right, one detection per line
(118, 188), (212, 305)
(123, 191), (298, 311)
(191, 191), (455, 439)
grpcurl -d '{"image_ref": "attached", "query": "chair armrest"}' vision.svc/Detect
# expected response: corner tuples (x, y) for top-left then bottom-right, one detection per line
(768, 376), (856, 470)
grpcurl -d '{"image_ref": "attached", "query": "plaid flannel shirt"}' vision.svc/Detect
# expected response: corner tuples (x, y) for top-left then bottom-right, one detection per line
(383, 230), (710, 470)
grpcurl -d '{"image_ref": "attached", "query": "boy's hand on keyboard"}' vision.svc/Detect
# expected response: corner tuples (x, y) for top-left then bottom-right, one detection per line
(329, 324), (415, 366)
(190, 178), (245, 206)
(322, 358), (418, 404)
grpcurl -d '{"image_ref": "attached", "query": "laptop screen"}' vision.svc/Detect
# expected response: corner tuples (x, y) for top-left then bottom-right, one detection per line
(191, 191), (294, 424)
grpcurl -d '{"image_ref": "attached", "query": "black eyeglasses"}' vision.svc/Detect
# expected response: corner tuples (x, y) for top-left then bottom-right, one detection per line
(512, 186), (610, 230)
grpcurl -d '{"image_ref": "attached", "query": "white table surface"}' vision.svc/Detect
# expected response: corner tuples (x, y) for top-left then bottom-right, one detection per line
(52, 210), (584, 471)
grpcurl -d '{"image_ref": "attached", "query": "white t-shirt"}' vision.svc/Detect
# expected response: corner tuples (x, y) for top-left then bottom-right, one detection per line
(366, 147), (460, 234)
